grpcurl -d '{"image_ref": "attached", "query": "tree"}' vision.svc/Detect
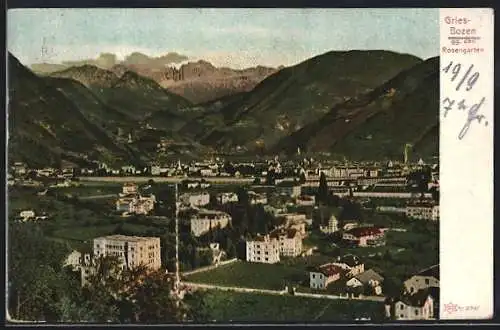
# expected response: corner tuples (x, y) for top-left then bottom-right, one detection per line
(299, 172), (306, 184)
(318, 172), (329, 205)
(122, 270), (186, 323)
(266, 169), (276, 186)
(8, 223), (72, 321)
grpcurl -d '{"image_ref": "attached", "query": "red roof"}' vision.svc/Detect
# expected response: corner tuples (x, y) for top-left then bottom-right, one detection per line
(345, 226), (382, 238)
(318, 264), (344, 277)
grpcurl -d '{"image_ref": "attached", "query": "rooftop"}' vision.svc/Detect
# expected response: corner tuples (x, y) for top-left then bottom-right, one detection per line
(337, 254), (362, 267)
(355, 269), (384, 284)
(95, 235), (160, 243)
(397, 288), (434, 307)
(317, 263), (345, 277)
(417, 264), (439, 280)
(345, 226), (383, 237)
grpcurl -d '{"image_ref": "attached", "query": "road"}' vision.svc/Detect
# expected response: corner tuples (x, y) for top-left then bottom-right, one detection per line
(181, 281), (385, 302)
(77, 176), (255, 184)
(78, 194), (117, 200)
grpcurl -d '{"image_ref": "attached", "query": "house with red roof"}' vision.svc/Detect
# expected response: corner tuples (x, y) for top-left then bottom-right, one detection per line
(309, 263), (346, 290)
(342, 226), (386, 247)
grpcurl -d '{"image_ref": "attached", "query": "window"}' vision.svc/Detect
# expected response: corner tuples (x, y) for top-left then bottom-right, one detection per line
(415, 310), (419, 316)
(312, 274), (316, 279)
(400, 314), (404, 319)
(425, 279), (430, 285)
(400, 305), (404, 310)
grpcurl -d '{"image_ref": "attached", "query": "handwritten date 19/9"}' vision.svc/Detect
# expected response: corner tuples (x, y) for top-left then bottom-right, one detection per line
(442, 96), (488, 140)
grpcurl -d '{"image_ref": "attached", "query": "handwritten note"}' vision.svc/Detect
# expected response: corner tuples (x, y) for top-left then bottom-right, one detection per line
(441, 61), (488, 140)
(440, 8), (493, 320)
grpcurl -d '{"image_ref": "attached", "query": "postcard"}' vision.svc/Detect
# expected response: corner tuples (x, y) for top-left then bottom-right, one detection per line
(5, 7), (494, 323)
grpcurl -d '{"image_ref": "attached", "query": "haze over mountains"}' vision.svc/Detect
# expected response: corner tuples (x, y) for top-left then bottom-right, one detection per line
(31, 52), (279, 104)
(9, 49), (439, 167)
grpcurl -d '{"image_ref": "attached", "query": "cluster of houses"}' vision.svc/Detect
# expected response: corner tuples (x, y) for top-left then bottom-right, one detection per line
(390, 264), (440, 320)
(309, 255), (384, 295)
(115, 183), (156, 216)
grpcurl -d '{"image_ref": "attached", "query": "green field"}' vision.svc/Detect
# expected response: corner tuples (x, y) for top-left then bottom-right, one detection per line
(49, 184), (121, 197)
(184, 290), (385, 322)
(184, 260), (307, 290)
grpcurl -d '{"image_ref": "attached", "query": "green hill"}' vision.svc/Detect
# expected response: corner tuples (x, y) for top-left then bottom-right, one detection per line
(50, 65), (192, 124)
(7, 53), (137, 167)
(183, 50), (423, 151)
(272, 56), (440, 161)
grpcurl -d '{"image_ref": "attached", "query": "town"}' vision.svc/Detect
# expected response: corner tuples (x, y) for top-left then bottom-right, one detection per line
(8, 152), (439, 321)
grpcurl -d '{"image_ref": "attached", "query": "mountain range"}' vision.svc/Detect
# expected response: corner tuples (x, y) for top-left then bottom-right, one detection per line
(8, 49), (439, 167)
(31, 52), (279, 104)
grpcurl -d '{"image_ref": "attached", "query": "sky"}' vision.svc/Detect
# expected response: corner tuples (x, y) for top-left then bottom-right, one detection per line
(7, 8), (439, 69)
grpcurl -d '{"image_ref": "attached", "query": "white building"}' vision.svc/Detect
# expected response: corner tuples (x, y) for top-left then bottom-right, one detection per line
(181, 192), (210, 208)
(331, 254), (365, 278)
(269, 228), (303, 257)
(93, 235), (162, 271)
(64, 250), (84, 271)
(116, 194), (156, 215)
(394, 290), (435, 320)
(122, 183), (138, 196)
(19, 210), (35, 221)
(296, 195), (316, 206)
(246, 235), (280, 264)
(190, 209), (231, 237)
(320, 215), (339, 234)
(405, 205), (439, 221)
(403, 265), (439, 295)
(346, 269), (384, 295)
(309, 263), (344, 290)
(151, 165), (161, 176)
(218, 192), (239, 204)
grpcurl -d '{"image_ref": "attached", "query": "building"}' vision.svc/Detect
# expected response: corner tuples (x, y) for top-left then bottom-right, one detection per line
(180, 192), (210, 208)
(394, 289), (435, 320)
(13, 162), (27, 176)
(331, 254), (365, 277)
(190, 209), (231, 237)
(64, 250), (84, 271)
(93, 235), (162, 271)
(218, 192), (239, 204)
(403, 265), (439, 295)
(330, 167), (365, 179)
(115, 194), (156, 215)
(296, 194), (316, 206)
(276, 181), (302, 198)
(151, 165), (161, 176)
(246, 235), (280, 264)
(405, 205), (439, 221)
(320, 215), (339, 234)
(19, 210), (35, 221)
(248, 191), (268, 205)
(269, 228), (303, 257)
(288, 222), (307, 238)
(343, 226), (386, 247)
(196, 243), (226, 265)
(346, 269), (384, 295)
(309, 263), (345, 290)
(121, 183), (138, 195)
